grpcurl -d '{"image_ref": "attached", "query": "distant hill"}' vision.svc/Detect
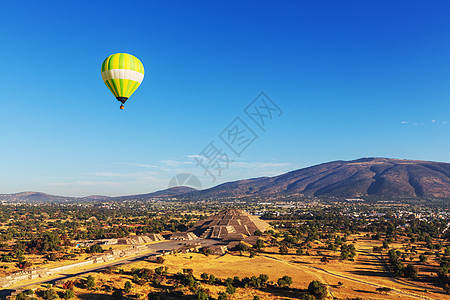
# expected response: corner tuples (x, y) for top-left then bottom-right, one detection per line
(111, 186), (197, 201)
(1, 158), (449, 202)
(188, 157), (450, 199)
(0, 192), (75, 203)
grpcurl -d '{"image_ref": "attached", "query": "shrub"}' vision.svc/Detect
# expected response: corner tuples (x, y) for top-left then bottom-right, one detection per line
(63, 280), (74, 290)
(17, 261), (32, 269)
(376, 287), (392, 294)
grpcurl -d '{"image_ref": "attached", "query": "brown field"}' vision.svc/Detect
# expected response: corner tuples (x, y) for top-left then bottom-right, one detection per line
(9, 232), (450, 300)
(31, 246), (449, 299)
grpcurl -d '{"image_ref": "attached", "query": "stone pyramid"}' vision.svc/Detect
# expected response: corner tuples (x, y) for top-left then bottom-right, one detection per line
(188, 209), (270, 240)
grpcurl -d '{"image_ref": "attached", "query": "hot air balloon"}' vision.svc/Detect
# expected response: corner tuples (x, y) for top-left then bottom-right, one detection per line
(101, 53), (144, 109)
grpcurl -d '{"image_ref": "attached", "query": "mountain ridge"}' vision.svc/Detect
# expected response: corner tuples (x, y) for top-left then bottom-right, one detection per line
(185, 157), (450, 199)
(1, 157), (449, 202)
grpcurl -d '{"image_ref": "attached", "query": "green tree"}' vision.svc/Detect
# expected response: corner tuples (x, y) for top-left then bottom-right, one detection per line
(15, 292), (28, 300)
(113, 289), (123, 299)
(279, 244), (289, 255)
(42, 289), (58, 300)
(217, 292), (228, 300)
(208, 274), (216, 285)
(308, 280), (327, 300)
(255, 238), (265, 251)
(1, 255), (12, 262)
(226, 284), (236, 295)
(419, 253), (428, 262)
(155, 266), (164, 275)
(277, 275), (292, 287)
(87, 244), (103, 253)
(124, 281), (132, 293)
(85, 275), (95, 289)
(196, 290), (209, 300)
(404, 264), (418, 279)
(63, 289), (75, 299)
(259, 274), (269, 286)
(236, 243), (249, 252)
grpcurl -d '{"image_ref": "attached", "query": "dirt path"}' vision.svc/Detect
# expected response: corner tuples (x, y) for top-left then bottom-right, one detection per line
(359, 247), (444, 296)
(262, 254), (435, 300)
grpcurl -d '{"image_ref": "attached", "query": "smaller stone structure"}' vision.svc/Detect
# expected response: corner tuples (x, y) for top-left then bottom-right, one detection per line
(0, 245), (149, 289)
(117, 233), (165, 245)
(170, 232), (198, 240)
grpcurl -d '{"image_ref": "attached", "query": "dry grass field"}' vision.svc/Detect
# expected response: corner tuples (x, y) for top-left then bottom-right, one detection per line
(7, 233), (450, 300)
(25, 236), (449, 300)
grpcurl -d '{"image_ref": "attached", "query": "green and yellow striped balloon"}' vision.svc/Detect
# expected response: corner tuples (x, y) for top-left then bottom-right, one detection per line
(101, 53), (144, 109)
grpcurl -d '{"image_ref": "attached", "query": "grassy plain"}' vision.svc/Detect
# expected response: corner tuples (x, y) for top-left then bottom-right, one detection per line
(27, 233), (450, 300)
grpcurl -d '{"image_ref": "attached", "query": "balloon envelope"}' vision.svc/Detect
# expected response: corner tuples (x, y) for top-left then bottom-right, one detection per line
(101, 53), (144, 104)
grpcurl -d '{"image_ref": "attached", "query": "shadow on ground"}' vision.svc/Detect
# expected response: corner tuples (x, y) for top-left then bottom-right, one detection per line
(78, 292), (197, 300)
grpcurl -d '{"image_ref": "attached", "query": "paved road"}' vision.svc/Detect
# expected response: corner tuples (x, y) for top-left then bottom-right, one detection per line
(0, 239), (222, 299)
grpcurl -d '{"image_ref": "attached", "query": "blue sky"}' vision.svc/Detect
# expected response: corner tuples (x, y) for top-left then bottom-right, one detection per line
(1, 1), (449, 196)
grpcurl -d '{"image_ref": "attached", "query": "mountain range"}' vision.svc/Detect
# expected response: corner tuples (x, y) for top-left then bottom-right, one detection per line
(189, 157), (450, 199)
(1, 158), (449, 202)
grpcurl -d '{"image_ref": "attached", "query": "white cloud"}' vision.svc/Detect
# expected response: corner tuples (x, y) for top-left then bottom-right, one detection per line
(233, 162), (290, 168)
(113, 162), (159, 168)
(402, 119), (449, 126)
(187, 154), (204, 160)
(92, 171), (159, 179)
(136, 164), (159, 168)
(51, 157), (292, 195)
(47, 181), (121, 187)
(159, 159), (193, 166)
